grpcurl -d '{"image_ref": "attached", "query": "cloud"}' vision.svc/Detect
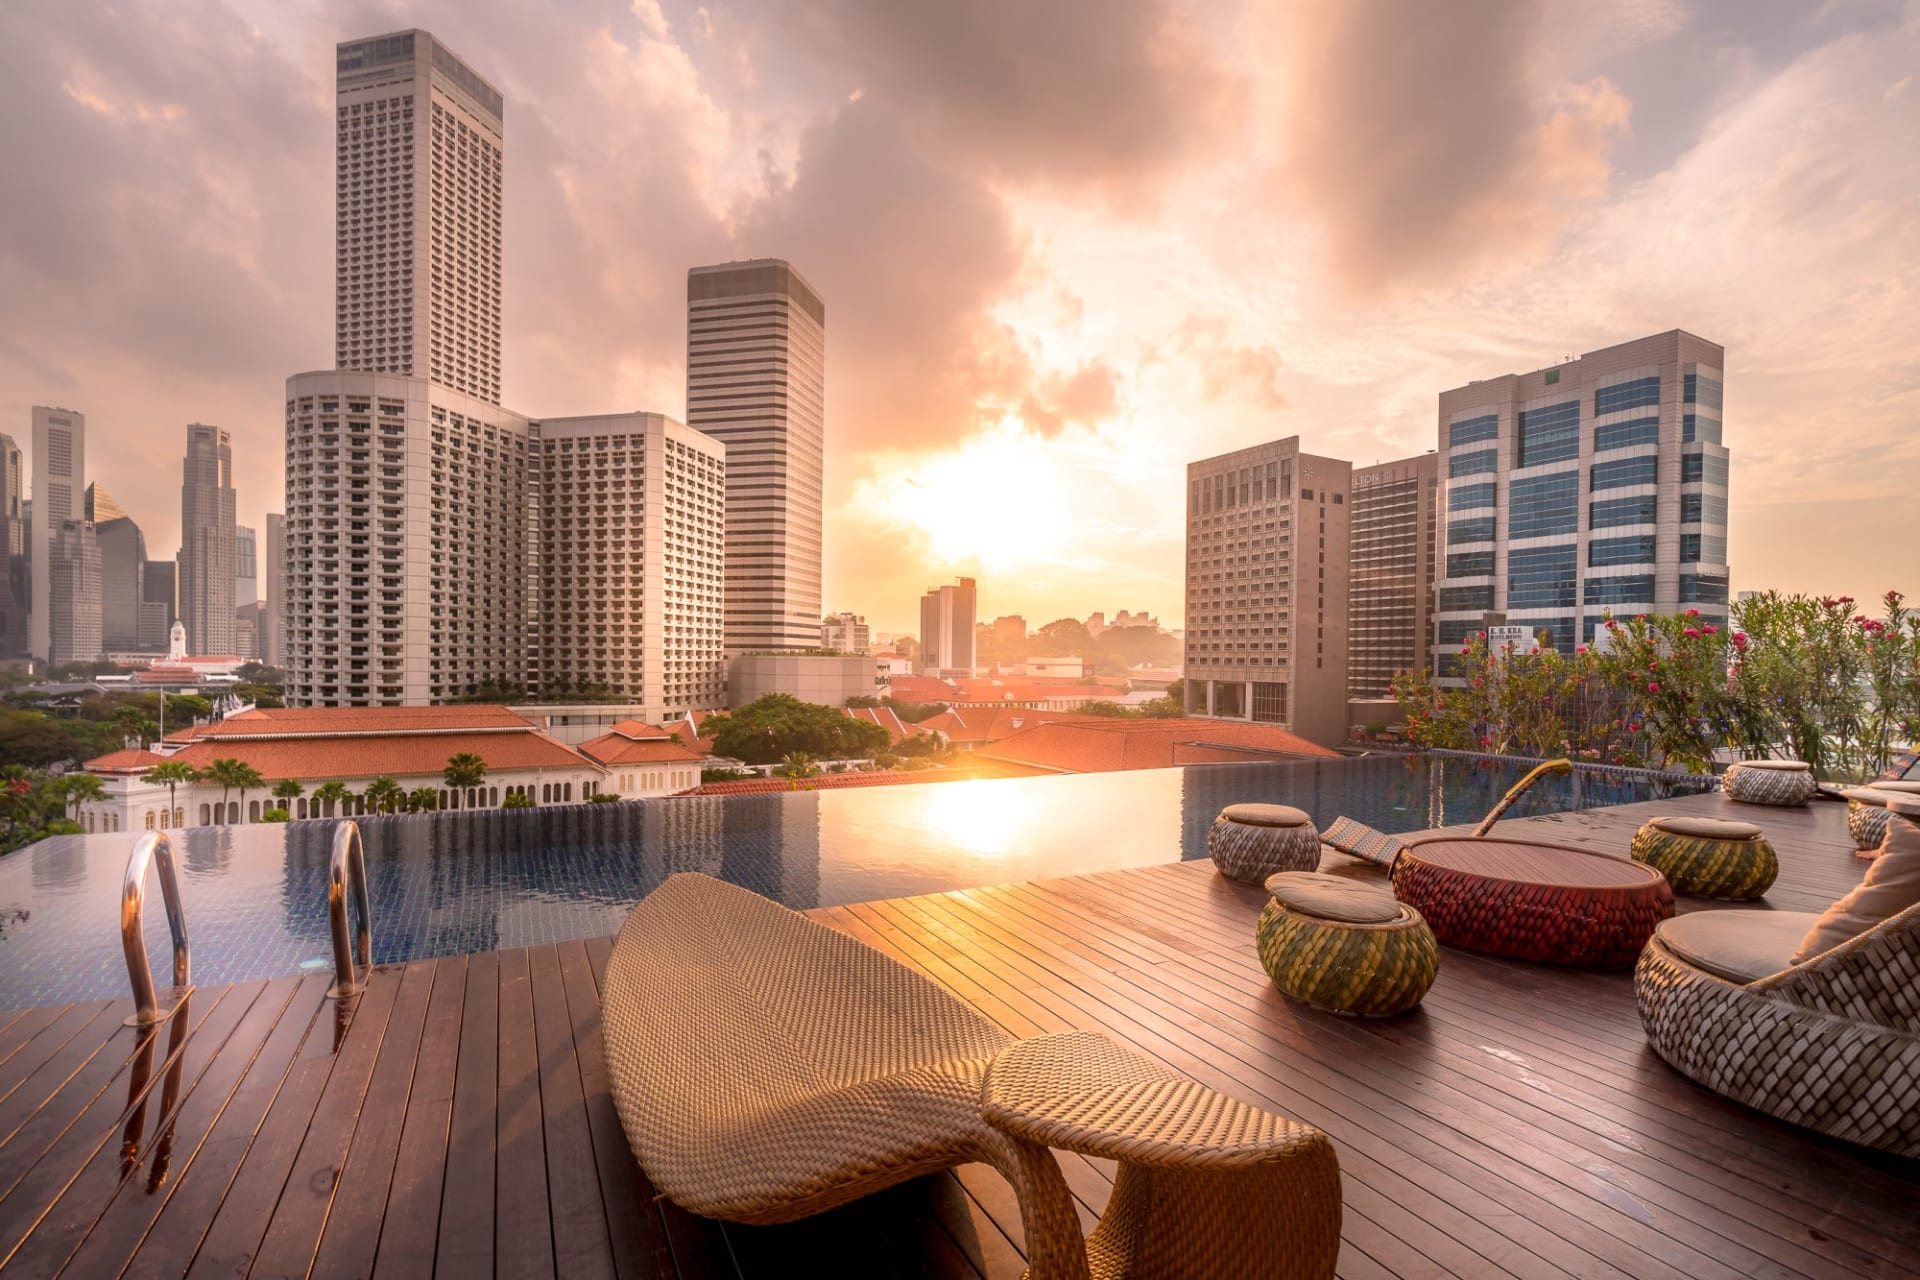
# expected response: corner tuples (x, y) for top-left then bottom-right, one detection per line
(1269, 0), (1631, 292)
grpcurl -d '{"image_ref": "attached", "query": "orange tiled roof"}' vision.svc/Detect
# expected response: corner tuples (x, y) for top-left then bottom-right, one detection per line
(84, 748), (173, 774)
(190, 705), (539, 739)
(155, 729), (597, 784)
(579, 731), (703, 768)
(976, 718), (1339, 774)
(670, 710), (719, 755)
(845, 705), (911, 744)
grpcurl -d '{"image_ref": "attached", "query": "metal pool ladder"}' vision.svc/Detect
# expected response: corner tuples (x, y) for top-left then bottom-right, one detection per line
(121, 832), (192, 1027)
(326, 821), (373, 1000)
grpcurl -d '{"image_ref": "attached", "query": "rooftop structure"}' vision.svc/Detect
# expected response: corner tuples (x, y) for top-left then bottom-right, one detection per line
(916, 577), (977, 677)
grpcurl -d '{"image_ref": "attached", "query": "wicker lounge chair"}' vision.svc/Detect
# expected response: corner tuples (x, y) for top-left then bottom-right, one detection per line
(1321, 758), (1572, 868)
(601, 873), (1343, 1278)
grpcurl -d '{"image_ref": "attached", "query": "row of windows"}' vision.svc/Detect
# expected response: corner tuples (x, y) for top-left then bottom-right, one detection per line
(1508, 544), (1578, 610)
(1586, 575), (1654, 605)
(1682, 452), (1729, 485)
(1682, 413), (1722, 444)
(1682, 492), (1727, 525)
(1595, 415), (1660, 452)
(1682, 573), (1729, 605)
(1588, 535), (1655, 566)
(1447, 551), (1494, 577)
(1450, 449), (1497, 478)
(1440, 585), (1495, 612)
(1509, 472), (1579, 539)
(1684, 373), (1723, 410)
(1518, 401), (1581, 467)
(1448, 515), (1497, 544)
(1592, 456), (1657, 491)
(1681, 533), (1727, 563)
(1448, 414), (1498, 447)
(1595, 376), (1660, 416)
(1449, 481), (1496, 510)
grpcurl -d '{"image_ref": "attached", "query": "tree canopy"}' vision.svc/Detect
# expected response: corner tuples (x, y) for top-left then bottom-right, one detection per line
(706, 694), (891, 765)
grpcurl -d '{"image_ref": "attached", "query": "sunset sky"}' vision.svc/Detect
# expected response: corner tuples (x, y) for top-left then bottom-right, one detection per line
(3, 0), (1916, 635)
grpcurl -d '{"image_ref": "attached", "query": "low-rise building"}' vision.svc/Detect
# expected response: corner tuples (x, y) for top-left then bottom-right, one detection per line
(577, 720), (703, 795)
(727, 652), (874, 709)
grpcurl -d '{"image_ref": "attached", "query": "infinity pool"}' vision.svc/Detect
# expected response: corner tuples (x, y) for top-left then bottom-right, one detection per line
(0, 754), (1710, 1009)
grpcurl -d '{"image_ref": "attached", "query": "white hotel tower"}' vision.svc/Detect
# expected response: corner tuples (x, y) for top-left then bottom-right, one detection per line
(286, 32), (727, 713)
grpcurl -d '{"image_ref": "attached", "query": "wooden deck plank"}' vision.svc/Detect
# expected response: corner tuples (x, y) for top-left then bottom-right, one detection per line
(0, 1002), (136, 1194)
(435, 948), (500, 1280)
(371, 954), (468, 1279)
(495, 946), (557, 1280)
(529, 942), (617, 1280)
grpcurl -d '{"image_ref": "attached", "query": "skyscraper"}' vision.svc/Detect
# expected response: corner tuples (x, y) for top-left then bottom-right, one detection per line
(93, 510), (149, 654)
(180, 423), (237, 656)
(1182, 438), (1351, 747)
(334, 30), (503, 403)
(235, 525), (258, 608)
(1347, 453), (1440, 701)
(530, 413), (727, 717)
(141, 559), (176, 652)
(1431, 330), (1730, 676)
(917, 578), (977, 677)
(28, 406), (84, 661)
(0, 434), (25, 659)
(263, 513), (285, 668)
(47, 519), (101, 666)
(686, 259), (825, 654)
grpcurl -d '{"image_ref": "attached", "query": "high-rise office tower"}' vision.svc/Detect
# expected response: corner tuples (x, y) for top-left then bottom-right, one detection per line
(0, 434), (25, 659)
(263, 513), (285, 668)
(820, 612), (870, 654)
(1431, 330), (1730, 676)
(93, 514), (149, 653)
(47, 519), (102, 666)
(180, 423), (237, 656)
(1183, 438), (1351, 747)
(235, 525), (258, 608)
(530, 413), (727, 717)
(334, 31), (502, 403)
(686, 260), (825, 654)
(916, 578), (977, 677)
(83, 482), (126, 524)
(28, 406), (84, 661)
(1348, 453), (1440, 700)
(140, 559), (176, 651)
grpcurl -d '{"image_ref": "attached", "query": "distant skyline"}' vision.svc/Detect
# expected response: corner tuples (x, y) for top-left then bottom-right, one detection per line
(2, 0), (1915, 634)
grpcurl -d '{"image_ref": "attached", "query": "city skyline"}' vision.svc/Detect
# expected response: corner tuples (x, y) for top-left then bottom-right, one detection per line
(1, 3), (1916, 634)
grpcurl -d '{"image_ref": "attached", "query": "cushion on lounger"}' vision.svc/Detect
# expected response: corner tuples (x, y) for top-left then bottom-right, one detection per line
(1792, 809), (1920, 964)
(1655, 911), (1821, 984)
(1648, 815), (1763, 840)
(1262, 871), (1403, 924)
(1222, 803), (1312, 828)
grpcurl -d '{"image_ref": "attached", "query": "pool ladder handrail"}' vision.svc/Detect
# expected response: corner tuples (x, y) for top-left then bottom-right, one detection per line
(122, 832), (192, 1028)
(327, 821), (373, 1000)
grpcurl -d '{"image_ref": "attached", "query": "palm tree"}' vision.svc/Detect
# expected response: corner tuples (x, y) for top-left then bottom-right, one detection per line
(778, 751), (822, 780)
(443, 752), (488, 809)
(142, 760), (199, 825)
(310, 780), (353, 819)
(406, 786), (439, 813)
(362, 776), (406, 814)
(59, 774), (107, 821)
(202, 758), (265, 824)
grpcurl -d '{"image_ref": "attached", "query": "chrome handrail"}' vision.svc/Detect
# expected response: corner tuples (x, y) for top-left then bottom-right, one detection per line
(326, 821), (372, 1000)
(122, 832), (191, 1028)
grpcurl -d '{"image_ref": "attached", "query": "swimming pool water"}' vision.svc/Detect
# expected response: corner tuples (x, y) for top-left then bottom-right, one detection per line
(0, 754), (1710, 1009)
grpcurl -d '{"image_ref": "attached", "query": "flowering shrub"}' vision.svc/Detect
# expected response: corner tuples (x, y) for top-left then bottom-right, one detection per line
(1392, 592), (1920, 778)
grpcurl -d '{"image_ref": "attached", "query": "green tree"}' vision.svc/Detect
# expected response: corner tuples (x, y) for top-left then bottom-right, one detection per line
(705, 694), (891, 765)
(260, 807), (291, 823)
(362, 776), (406, 814)
(142, 760), (200, 822)
(202, 758), (266, 824)
(406, 786), (440, 813)
(502, 790), (536, 809)
(1032, 618), (1093, 656)
(1071, 699), (1135, 718)
(58, 773), (107, 820)
(443, 752), (488, 807)
(777, 751), (822, 779)
(310, 780), (353, 818)
(273, 778), (305, 807)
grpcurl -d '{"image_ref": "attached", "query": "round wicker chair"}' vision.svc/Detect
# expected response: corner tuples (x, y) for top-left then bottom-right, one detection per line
(1635, 899), (1920, 1157)
(1256, 872), (1436, 1016)
(1844, 781), (1920, 853)
(1208, 804), (1320, 884)
(1630, 815), (1777, 899)
(1723, 760), (1816, 807)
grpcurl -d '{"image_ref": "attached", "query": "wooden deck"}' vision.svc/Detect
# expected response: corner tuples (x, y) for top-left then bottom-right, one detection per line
(0, 791), (1916, 1278)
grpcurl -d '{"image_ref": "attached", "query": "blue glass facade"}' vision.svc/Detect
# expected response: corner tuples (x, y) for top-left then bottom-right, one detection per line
(1440, 585), (1496, 612)
(1508, 472), (1579, 538)
(1589, 535), (1655, 566)
(1449, 481), (1496, 510)
(1449, 414), (1499, 447)
(1450, 448), (1497, 478)
(1681, 533), (1727, 563)
(1594, 376), (1660, 415)
(1681, 573), (1730, 605)
(1680, 452), (1729, 486)
(1681, 492), (1727, 525)
(1592, 494), (1656, 528)
(1448, 515), (1496, 544)
(1508, 544), (1577, 610)
(1586, 575), (1655, 605)
(1594, 416), (1659, 451)
(1682, 413), (1721, 444)
(1684, 373), (1723, 409)
(1447, 551), (1494, 577)
(1592, 456), (1657, 490)
(1517, 401), (1580, 467)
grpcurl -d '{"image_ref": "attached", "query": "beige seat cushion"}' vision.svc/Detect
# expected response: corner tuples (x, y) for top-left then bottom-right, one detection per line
(1735, 760), (1811, 771)
(1792, 811), (1920, 963)
(1841, 787), (1920, 809)
(1222, 803), (1312, 828)
(1648, 815), (1762, 840)
(1262, 871), (1402, 924)
(1655, 911), (1821, 984)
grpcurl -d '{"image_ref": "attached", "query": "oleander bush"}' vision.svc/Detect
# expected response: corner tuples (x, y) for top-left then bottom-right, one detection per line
(1394, 591), (1919, 779)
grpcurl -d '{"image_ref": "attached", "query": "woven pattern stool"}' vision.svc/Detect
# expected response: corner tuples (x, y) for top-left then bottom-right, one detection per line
(1844, 781), (1920, 853)
(1630, 815), (1777, 900)
(1257, 872), (1437, 1016)
(1724, 760), (1816, 806)
(1208, 804), (1320, 884)
(982, 1029), (1342, 1279)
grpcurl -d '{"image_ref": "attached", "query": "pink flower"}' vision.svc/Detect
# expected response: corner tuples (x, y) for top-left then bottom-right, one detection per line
(1648, 681), (1660, 693)
(1576, 645), (1588, 654)
(1702, 624), (1718, 635)
(1685, 608), (1700, 619)
(1684, 627), (1700, 639)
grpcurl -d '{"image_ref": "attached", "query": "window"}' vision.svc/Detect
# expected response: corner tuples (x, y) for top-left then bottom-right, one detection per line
(1586, 575), (1654, 605)
(1595, 416), (1660, 452)
(1440, 585), (1496, 612)
(1681, 533), (1727, 564)
(1681, 573), (1730, 605)
(1592, 456), (1657, 491)
(1681, 452), (1729, 486)
(1437, 620), (1480, 646)
(1507, 544), (1577, 610)
(1517, 401), (1579, 467)
(1508, 472), (1579, 539)
(1590, 535), (1655, 566)
(1448, 515), (1496, 545)
(1449, 414), (1498, 447)
(1681, 492), (1726, 525)
(1449, 481), (1496, 510)
(1595, 376), (1660, 415)
(1447, 551), (1493, 577)
(1449, 449), (1496, 478)
(1683, 373), (1723, 409)
(1682, 413), (1721, 444)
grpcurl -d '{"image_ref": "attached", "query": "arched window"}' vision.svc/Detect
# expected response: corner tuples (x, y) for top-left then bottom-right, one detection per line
(174, 807), (184, 827)
(249, 800), (261, 823)
(145, 811), (155, 831)
(541, 783), (551, 803)
(199, 803), (211, 826)
(229, 802), (241, 824)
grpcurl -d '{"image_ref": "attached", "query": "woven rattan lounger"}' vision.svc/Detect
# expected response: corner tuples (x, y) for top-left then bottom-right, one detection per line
(601, 873), (1343, 1278)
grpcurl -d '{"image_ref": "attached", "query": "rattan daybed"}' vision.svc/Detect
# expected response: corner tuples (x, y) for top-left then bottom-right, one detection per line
(601, 873), (1343, 1278)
